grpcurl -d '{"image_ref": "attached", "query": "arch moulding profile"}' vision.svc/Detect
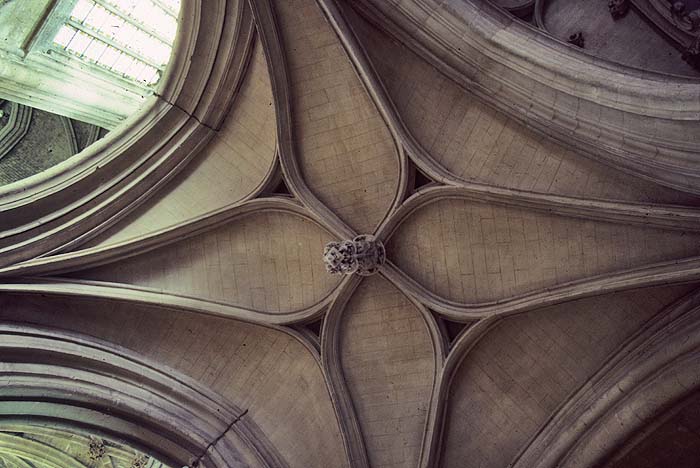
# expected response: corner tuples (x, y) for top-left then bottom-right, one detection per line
(510, 288), (700, 468)
(352, 0), (700, 196)
(0, 0), (256, 269)
(0, 323), (288, 468)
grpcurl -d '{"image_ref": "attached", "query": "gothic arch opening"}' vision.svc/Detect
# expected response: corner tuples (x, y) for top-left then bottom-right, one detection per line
(0, 323), (283, 468)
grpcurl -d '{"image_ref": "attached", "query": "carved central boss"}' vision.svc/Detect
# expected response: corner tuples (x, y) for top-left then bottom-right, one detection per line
(323, 235), (386, 276)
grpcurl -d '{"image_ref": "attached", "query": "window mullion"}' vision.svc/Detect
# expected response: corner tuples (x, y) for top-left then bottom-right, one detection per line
(90, 0), (171, 46)
(66, 19), (163, 70)
(151, 0), (178, 19)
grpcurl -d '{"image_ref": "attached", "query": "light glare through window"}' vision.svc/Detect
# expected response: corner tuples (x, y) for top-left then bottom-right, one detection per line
(52, 0), (180, 86)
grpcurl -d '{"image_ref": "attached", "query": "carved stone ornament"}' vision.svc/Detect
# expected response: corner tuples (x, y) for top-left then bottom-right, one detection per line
(567, 32), (585, 48)
(608, 0), (630, 19)
(130, 455), (150, 468)
(323, 235), (386, 276)
(682, 35), (700, 70)
(88, 437), (106, 462)
(670, 2), (700, 32)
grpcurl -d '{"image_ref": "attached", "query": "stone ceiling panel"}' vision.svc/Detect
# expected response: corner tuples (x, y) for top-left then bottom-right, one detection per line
(82, 40), (277, 249)
(441, 284), (697, 467)
(68, 209), (340, 315)
(351, 0), (700, 197)
(273, 0), (402, 233)
(339, 275), (436, 467)
(0, 293), (348, 468)
(387, 197), (700, 304)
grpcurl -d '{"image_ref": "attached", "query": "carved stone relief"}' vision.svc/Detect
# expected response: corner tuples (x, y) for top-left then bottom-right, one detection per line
(567, 32), (585, 47)
(130, 454), (150, 468)
(323, 235), (386, 276)
(608, 0), (630, 19)
(670, 1), (700, 32)
(87, 437), (106, 462)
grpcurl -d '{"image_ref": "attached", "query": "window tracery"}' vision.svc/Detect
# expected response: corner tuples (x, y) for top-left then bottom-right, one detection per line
(52, 0), (179, 86)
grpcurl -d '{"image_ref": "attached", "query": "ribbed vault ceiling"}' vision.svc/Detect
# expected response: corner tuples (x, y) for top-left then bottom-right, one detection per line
(1, 0), (700, 467)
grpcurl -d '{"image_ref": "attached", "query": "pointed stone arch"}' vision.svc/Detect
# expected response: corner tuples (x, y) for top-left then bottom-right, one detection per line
(0, 324), (288, 468)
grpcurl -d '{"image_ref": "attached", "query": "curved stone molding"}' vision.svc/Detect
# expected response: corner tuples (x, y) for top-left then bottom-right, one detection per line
(83, 124), (102, 149)
(250, 0), (408, 240)
(418, 318), (498, 468)
(436, 285), (694, 467)
(510, 287), (700, 468)
(320, 274), (370, 467)
(0, 101), (31, 161)
(1, 454), (36, 468)
(354, 0), (700, 196)
(337, 276), (441, 467)
(492, 0), (534, 17)
(0, 199), (343, 324)
(0, 198), (313, 275)
(320, 273), (444, 468)
(0, 277), (335, 326)
(251, 0), (354, 239)
(273, 0), (403, 234)
(160, 0), (255, 129)
(0, 0), (256, 268)
(68, 211), (339, 316)
(77, 38), (279, 250)
(0, 432), (91, 468)
(321, 0), (694, 210)
(60, 116), (78, 155)
(534, 0), (547, 28)
(0, 295), (349, 467)
(372, 188), (700, 320)
(0, 324), (287, 467)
